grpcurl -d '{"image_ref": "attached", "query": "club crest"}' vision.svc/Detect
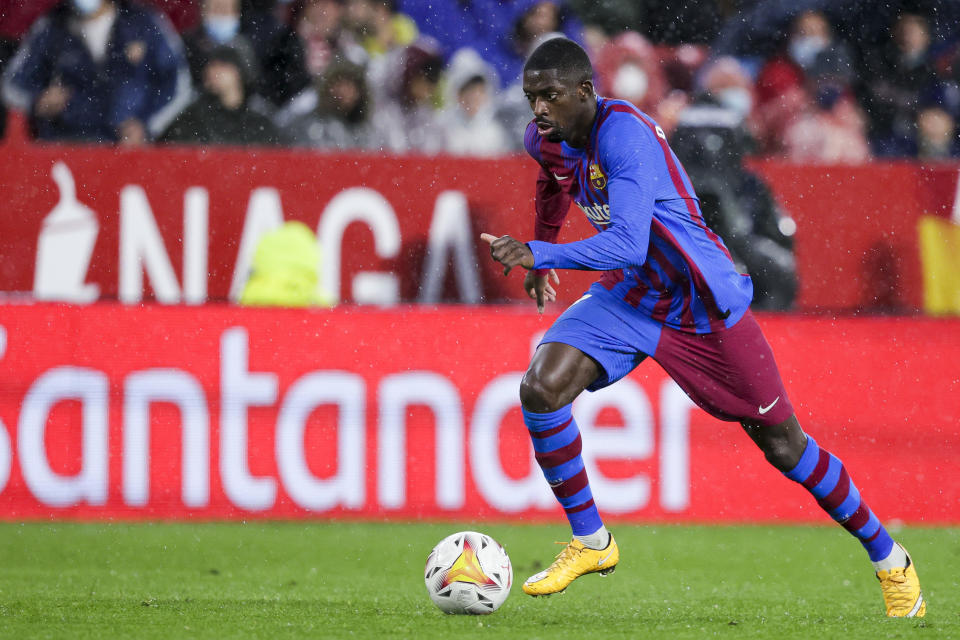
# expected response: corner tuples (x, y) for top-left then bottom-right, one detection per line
(589, 163), (606, 189)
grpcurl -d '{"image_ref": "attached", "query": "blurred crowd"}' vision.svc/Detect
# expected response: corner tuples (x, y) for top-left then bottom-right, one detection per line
(1, 0), (959, 162)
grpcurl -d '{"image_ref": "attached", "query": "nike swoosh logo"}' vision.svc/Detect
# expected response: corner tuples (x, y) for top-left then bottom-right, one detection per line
(758, 397), (780, 415)
(553, 173), (570, 181)
(597, 547), (615, 566)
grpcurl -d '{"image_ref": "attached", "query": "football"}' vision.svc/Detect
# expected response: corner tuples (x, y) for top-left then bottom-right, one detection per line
(423, 531), (512, 614)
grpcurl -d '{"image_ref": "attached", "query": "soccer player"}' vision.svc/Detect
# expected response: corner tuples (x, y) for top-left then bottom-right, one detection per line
(479, 37), (926, 618)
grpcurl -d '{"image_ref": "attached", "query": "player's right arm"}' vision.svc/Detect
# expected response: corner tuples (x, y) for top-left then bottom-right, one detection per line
(524, 165), (567, 310)
(523, 121), (568, 310)
(525, 113), (656, 271)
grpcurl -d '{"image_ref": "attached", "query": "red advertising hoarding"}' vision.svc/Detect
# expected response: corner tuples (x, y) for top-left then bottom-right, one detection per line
(2, 116), (958, 311)
(0, 303), (956, 524)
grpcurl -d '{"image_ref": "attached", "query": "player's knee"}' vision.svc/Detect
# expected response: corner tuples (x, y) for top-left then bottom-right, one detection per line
(762, 436), (804, 472)
(519, 370), (565, 412)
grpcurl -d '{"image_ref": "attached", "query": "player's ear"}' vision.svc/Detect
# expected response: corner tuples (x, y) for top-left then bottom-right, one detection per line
(578, 80), (594, 100)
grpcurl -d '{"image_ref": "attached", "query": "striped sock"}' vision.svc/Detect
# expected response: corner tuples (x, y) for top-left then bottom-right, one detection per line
(783, 435), (895, 561)
(523, 405), (603, 536)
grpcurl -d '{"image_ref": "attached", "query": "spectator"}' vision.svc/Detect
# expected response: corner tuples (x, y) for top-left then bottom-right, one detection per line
(271, 0), (369, 123)
(283, 57), (388, 150)
(781, 80), (871, 164)
(161, 45), (279, 146)
(782, 34), (871, 164)
(344, 0), (417, 58)
(594, 32), (667, 113)
(753, 10), (856, 156)
(182, 0), (259, 90)
(294, 0), (366, 80)
(671, 56), (798, 311)
(485, 0), (582, 88)
(372, 39), (445, 153)
(240, 0), (310, 107)
(858, 12), (944, 156)
(439, 48), (508, 157)
(592, 31), (684, 132)
(915, 105), (960, 159)
(2, 0), (191, 144)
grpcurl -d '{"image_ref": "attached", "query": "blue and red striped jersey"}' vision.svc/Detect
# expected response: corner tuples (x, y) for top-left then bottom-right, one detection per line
(524, 96), (753, 334)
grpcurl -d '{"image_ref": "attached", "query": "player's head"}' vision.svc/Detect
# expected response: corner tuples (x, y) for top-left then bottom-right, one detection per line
(522, 37), (596, 145)
(524, 37), (594, 85)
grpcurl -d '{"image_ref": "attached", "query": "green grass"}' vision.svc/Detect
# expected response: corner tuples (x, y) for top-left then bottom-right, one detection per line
(0, 522), (955, 639)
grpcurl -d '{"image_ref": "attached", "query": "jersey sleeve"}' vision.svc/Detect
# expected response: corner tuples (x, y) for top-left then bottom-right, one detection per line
(526, 113), (655, 270)
(525, 120), (571, 248)
(533, 166), (571, 244)
(523, 120), (542, 163)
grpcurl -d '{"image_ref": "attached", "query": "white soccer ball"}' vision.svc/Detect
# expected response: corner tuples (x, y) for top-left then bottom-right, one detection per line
(423, 530), (512, 614)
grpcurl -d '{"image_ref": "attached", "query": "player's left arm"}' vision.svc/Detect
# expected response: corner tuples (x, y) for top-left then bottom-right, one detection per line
(522, 118), (656, 271)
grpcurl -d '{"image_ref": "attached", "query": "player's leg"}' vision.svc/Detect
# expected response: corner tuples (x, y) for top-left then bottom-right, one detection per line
(741, 414), (898, 559)
(744, 414), (925, 617)
(518, 341), (621, 596)
(653, 311), (925, 617)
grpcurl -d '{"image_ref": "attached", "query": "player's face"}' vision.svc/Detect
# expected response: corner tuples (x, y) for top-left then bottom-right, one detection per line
(523, 68), (591, 144)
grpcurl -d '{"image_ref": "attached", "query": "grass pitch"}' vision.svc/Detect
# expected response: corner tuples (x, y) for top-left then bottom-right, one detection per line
(0, 521), (955, 639)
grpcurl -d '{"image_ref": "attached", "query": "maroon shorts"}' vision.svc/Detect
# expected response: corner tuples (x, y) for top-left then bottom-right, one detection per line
(652, 311), (794, 427)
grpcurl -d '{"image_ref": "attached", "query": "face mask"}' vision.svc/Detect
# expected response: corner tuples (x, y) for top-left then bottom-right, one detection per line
(204, 16), (240, 44)
(788, 35), (827, 69)
(717, 87), (753, 118)
(613, 63), (648, 102)
(72, 0), (103, 16)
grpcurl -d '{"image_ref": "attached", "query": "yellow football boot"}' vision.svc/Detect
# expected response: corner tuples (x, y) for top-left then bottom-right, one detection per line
(522, 535), (619, 596)
(877, 548), (926, 618)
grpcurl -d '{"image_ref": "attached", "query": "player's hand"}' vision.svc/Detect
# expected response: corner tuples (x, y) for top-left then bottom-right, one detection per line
(480, 233), (535, 276)
(524, 269), (559, 314)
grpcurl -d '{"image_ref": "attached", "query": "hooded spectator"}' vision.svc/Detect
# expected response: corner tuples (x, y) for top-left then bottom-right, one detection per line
(183, 0), (259, 91)
(372, 38), (445, 153)
(439, 47), (508, 156)
(2, 0), (191, 144)
(283, 57), (388, 149)
(161, 45), (279, 145)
